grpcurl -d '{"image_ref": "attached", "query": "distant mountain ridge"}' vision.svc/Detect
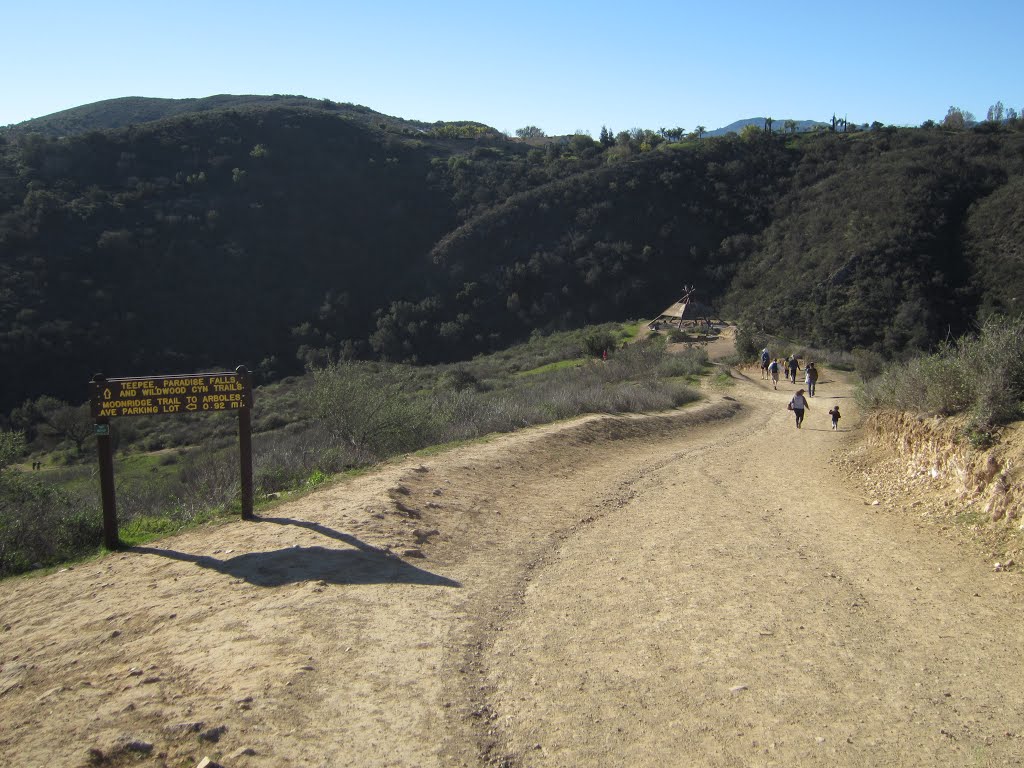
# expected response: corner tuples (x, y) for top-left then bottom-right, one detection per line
(2, 94), (461, 137)
(707, 117), (829, 136)
(7, 96), (833, 141)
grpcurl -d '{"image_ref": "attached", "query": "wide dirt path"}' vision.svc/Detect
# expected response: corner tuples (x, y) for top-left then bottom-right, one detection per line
(2, 350), (1023, 767)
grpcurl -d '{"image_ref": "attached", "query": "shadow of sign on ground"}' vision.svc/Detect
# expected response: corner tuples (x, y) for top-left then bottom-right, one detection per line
(131, 516), (460, 588)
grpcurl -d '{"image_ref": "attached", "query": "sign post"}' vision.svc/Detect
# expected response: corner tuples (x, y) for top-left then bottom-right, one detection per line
(90, 381), (119, 550)
(89, 368), (255, 547)
(236, 365), (254, 519)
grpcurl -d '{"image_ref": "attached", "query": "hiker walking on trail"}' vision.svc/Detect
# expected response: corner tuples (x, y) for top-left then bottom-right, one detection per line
(767, 358), (781, 389)
(760, 348), (771, 380)
(829, 404), (841, 430)
(788, 389), (809, 428)
(787, 355), (800, 384)
(805, 362), (819, 396)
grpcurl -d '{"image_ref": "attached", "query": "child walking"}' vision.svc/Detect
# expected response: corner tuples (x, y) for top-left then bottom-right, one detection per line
(828, 404), (841, 430)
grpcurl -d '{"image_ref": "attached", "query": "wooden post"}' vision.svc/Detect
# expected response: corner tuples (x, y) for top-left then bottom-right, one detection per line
(92, 374), (120, 549)
(236, 365), (254, 519)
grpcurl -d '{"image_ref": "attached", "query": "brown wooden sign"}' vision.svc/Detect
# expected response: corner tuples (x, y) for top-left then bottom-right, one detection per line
(91, 366), (255, 550)
(89, 372), (250, 417)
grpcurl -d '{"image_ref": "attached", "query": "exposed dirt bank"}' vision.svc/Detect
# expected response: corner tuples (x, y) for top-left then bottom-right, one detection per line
(838, 408), (1024, 576)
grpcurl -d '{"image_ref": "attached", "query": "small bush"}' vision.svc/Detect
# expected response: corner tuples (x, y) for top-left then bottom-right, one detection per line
(861, 353), (970, 415)
(861, 316), (1024, 429)
(963, 318), (1024, 427)
(852, 348), (886, 382)
(437, 366), (481, 391)
(657, 348), (709, 378)
(143, 434), (168, 452)
(255, 414), (289, 432)
(734, 325), (767, 360)
(311, 362), (441, 459)
(0, 430), (25, 470)
(582, 329), (619, 358)
(306, 469), (329, 488)
(0, 473), (100, 576)
(921, 354), (974, 415)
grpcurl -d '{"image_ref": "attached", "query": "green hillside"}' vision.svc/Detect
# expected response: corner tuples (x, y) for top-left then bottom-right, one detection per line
(372, 134), (794, 362)
(3, 95), (450, 137)
(365, 127), (1024, 364)
(721, 128), (1024, 353)
(2, 100), (1023, 415)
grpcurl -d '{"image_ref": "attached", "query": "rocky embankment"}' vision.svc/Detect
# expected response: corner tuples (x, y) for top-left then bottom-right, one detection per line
(845, 409), (1023, 569)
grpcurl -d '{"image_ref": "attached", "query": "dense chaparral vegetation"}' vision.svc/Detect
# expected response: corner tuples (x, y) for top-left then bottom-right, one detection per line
(1, 96), (1023, 415)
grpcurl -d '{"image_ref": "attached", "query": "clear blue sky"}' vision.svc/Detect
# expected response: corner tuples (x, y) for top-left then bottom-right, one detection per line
(4, 0), (1021, 134)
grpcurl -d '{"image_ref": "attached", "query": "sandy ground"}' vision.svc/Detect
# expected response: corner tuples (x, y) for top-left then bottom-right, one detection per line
(2, 333), (1023, 767)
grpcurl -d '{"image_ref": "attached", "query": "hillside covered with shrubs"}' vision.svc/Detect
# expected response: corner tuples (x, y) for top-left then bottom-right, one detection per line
(2, 97), (1023, 416)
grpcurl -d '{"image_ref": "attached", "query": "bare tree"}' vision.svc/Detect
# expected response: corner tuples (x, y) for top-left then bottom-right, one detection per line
(46, 405), (94, 454)
(987, 101), (1005, 122)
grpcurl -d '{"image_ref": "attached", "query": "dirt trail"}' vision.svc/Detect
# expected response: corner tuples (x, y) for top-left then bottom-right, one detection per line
(2, 338), (1023, 767)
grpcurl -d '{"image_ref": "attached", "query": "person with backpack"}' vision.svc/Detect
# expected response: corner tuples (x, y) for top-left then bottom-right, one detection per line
(767, 358), (781, 389)
(788, 389), (809, 428)
(787, 355), (800, 384)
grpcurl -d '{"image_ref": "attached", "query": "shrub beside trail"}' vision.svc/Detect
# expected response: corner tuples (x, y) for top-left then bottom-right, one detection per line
(0, 332), (706, 577)
(860, 317), (1024, 433)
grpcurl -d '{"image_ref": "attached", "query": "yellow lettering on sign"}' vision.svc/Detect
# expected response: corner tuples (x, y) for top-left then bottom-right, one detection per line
(92, 374), (248, 419)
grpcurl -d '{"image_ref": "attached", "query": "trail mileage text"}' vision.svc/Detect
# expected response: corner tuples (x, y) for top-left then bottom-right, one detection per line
(89, 373), (250, 417)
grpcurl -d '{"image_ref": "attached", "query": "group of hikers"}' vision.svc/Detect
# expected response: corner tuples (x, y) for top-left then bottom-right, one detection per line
(759, 347), (841, 430)
(760, 348), (818, 392)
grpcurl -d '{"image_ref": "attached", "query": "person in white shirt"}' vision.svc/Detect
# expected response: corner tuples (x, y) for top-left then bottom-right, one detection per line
(789, 390), (809, 428)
